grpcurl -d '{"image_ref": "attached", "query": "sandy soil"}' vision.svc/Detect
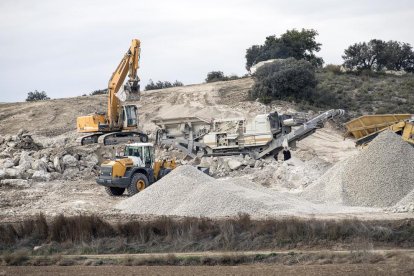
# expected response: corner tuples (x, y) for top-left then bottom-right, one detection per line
(0, 179), (121, 223)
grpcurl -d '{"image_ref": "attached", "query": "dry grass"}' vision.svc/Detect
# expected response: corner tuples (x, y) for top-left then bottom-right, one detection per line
(315, 70), (414, 114)
(0, 251), (396, 267)
(0, 214), (413, 256)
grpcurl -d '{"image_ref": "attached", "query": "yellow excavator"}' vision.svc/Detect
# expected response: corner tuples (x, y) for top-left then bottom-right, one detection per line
(76, 39), (148, 145)
(345, 114), (414, 146)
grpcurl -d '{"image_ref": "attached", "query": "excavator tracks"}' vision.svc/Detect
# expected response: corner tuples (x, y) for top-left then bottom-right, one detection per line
(78, 132), (148, 146)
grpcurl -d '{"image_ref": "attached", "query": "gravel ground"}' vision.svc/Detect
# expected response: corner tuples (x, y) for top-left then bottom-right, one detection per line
(116, 166), (379, 218)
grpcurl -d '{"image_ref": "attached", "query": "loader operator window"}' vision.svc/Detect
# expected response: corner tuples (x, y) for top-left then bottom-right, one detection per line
(125, 146), (142, 158)
(143, 146), (152, 168)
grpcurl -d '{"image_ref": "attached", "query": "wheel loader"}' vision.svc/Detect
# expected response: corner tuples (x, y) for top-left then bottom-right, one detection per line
(96, 143), (176, 196)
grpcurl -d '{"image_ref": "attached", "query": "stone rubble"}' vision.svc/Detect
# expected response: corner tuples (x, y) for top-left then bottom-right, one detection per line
(0, 130), (109, 183)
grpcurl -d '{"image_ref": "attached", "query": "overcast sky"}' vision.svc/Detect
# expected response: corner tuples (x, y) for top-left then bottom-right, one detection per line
(0, 0), (413, 102)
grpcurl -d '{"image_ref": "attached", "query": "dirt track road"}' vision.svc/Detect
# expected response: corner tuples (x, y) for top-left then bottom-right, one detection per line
(2, 263), (413, 276)
(3, 249), (414, 276)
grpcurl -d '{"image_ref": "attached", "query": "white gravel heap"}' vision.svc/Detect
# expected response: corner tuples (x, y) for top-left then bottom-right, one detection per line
(301, 158), (350, 205)
(388, 189), (414, 213)
(116, 165), (377, 218)
(342, 131), (414, 207)
(302, 131), (414, 208)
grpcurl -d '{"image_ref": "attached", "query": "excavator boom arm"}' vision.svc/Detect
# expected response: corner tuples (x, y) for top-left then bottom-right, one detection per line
(107, 39), (141, 128)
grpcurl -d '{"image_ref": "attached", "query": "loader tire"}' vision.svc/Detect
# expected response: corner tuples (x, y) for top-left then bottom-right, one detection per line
(128, 173), (149, 196)
(105, 187), (125, 196)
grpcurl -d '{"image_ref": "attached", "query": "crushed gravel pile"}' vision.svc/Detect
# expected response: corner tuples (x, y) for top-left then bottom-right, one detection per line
(342, 131), (414, 207)
(301, 158), (351, 204)
(388, 189), (414, 213)
(302, 131), (414, 208)
(116, 165), (374, 218)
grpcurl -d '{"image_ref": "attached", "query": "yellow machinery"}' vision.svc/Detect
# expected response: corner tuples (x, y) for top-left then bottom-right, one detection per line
(76, 39), (148, 145)
(97, 143), (177, 196)
(345, 114), (414, 146)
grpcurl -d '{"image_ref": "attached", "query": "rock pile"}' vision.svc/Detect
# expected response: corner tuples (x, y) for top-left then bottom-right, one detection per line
(0, 130), (104, 185)
(302, 131), (414, 208)
(116, 165), (375, 218)
(199, 155), (265, 177)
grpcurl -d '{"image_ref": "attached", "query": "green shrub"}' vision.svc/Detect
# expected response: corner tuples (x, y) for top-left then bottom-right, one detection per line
(245, 28), (324, 70)
(205, 71), (227, 83)
(90, 89), (107, 95)
(145, 79), (183, 90)
(249, 58), (317, 103)
(26, 90), (50, 101)
(205, 71), (241, 83)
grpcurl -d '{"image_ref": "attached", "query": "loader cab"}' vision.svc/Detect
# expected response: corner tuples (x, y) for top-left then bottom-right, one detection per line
(122, 105), (138, 129)
(124, 143), (154, 168)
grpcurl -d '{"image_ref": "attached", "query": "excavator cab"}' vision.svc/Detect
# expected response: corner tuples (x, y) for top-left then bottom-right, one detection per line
(122, 105), (138, 129)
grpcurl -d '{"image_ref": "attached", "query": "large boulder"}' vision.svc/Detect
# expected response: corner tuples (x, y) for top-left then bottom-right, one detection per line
(62, 154), (78, 169)
(83, 153), (99, 166)
(17, 161), (33, 172)
(6, 142), (16, 148)
(47, 162), (55, 172)
(0, 136), (4, 145)
(242, 155), (256, 167)
(32, 170), (51, 182)
(24, 169), (35, 179)
(4, 168), (21, 179)
(50, 172), (62, 180)
(19, 151), (34, 165)
(53, 156), (62, 173)
(3, 159), (14, 169)
(0, 179), (30, 188)
(12, 155), (20, 166)
(16, 151), (34, 175)
(17, 128), (27, 137)
(0, 170), (5, 180)
(254, 160), (263, 168)
(227, 159), (242, 170)
(32, 159), (48, 172)
(199, 157), (212, 168)
(0, 148), (13, 159)
(63, 167), (80, 180)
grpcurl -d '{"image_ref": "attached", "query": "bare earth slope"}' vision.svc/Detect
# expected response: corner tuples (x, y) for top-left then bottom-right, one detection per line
(0, 78), (255, 136)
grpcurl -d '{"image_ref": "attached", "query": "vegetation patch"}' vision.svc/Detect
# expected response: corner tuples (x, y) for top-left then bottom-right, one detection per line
(0, 214), (413, 257)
